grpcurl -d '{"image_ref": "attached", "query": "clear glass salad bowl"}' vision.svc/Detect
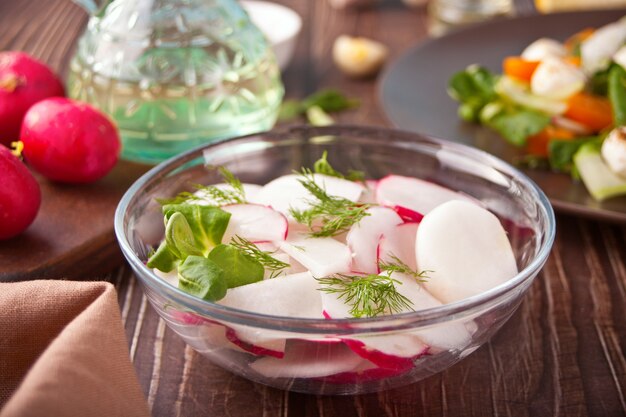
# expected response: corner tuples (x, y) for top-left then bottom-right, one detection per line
(114, 125), (555, 395)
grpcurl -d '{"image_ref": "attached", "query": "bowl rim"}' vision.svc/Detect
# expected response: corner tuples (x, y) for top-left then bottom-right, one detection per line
(114, 124), (556, 333)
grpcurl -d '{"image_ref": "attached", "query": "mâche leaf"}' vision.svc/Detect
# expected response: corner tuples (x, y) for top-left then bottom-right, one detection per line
(162, 204), (231, 256)
(146, 240), (178, 272)
(208, 244), (264, 287)
(177, 255), (227, 301)
(230, 236), (290, 278)
(485, 107), (550, 146)
(165, 212), (204, 260)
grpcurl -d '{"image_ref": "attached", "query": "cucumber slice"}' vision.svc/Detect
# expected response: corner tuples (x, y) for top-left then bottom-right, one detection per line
(574, 142), (626, 201)
(496, 76), (567, 115)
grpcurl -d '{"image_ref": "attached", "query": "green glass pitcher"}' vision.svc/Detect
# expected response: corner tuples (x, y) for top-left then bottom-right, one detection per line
(68, 0), (284, 164)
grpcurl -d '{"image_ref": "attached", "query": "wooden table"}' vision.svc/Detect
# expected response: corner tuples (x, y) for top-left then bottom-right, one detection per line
(3, 0), (626, 416)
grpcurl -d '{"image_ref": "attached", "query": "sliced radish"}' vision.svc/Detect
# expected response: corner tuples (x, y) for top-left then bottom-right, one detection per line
(377, 223), (419, 272)
(218, 271), (322, 318)
(250, 174), (364, 217)
(321, 361), (411, 383)
(392, 273), (473, 352)
(194, 183), (262, 205)
(220, 203), (288, 243)
(376, 175), (476, 215)
(417, 200), (518, 303)
(347, 206), (403, 274)
(217, 272), (323, 357)
(249, 339), (364, 378)
(393, 205), (423, 223)
(341, 335), (428, 371)
(359, 179), (379, 204)
(280, 232), (352, 277)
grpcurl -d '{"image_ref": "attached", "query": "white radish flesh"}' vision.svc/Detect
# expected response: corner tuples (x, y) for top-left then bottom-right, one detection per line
(347, 206), (403, 274)
(376, 175), (476, 216)
(359, 179), (379, 204)
(377, 222), (419, 272)
(250, 174), (364, 217)
(417, 200), (518, 303)
(218, 271), (323, 318)
(220, 203), (288, 243)
(250, 339), (364, 378)
(280, 232), (352, 277)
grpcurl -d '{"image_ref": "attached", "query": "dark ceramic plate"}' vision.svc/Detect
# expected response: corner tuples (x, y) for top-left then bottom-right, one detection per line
(379, 9), (626, 223)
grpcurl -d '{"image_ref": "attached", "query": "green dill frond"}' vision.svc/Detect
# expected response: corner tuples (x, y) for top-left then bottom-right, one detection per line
(158, 167), (246, 206)
(317, 274), (414, 318)
(289, 170), (371, 237)
(230, 236), (290, 276)
(378, 254), (431, 283)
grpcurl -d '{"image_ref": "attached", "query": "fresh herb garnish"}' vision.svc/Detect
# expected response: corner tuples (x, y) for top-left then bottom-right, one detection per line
(378, 255), (431, 282)
(313, 151), (365, 181)
(279, 89), (359, 122)
(230, 236), (290, 278)
(317, 274), (414, 318)
(290, 169), (371, 237)
(158, 166), (246, 206)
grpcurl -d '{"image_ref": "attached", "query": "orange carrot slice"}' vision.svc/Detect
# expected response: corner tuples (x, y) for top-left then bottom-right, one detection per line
(564, 93), (613, 132)
(503, 57), (540, 82)
(526, 126), (575, 157)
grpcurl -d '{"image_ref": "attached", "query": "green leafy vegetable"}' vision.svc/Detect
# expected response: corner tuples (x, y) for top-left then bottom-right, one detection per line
(548, 136), (599, 173)
(448, 65), (497, 122)
(177, 255), (227, 301)
(313, 151), (365, 181)
(230, 236), (290, 278)
(378, 255), (430, 282)
(317, 274), (414, 318)
(165, 212), (204, 259)
(485, 107), (550, 146)
(162, 204), (231, 257)
(208, 244), (264, 287)
(608, 64), (626, 126)
(146, 240), (178, 272)
(279, 89), (359, 122)
(290, 169), (371, 237)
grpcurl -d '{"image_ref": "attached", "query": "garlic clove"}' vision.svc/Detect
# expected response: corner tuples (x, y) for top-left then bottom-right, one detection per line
(332, 35), (388, 78)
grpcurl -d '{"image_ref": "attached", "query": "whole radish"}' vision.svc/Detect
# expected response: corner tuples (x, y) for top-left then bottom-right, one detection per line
(0, 146), (41, 239)
(0, 51), (64, 146)
(20, 97), (121, 183)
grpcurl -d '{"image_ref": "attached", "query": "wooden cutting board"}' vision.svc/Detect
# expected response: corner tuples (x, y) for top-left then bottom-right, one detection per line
(0, 161), (151, 282)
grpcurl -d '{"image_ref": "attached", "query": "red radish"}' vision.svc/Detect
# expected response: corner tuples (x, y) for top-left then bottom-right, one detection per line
(341, 336), (428, 371)
(250, 339), (364, 378)
(250, 173), (364, 216)
(218, 271), (324, 355)
(392, 205), (423, 223)
(0, 51), (64, 146)
(321, 362), (411, 383)
(377, 222), (419, 272)
(376, 175), (477, 216)
(417, 200), (518, 303)
(280, 232), (352, 277)
(20, 97), (120, 183)
(346, 206), (403, 274)
(0, 146), (41, 239)
(220, 203), (288, 243)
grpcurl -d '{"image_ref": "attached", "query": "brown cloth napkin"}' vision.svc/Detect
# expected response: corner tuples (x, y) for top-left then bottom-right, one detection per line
(0, 280), (150, 417)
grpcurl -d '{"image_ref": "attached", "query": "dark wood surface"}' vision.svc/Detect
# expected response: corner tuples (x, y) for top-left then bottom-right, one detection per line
(2, 0), (626, 416)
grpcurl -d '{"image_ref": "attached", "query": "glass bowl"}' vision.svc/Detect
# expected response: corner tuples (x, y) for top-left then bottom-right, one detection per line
(114, 125), (555, 395)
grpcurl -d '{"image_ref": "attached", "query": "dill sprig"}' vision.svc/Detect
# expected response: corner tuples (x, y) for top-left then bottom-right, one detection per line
(289, 169), (371, 237)
(313, 151), (365, 181)
(317, 274), (414, 318)
(230, 236), (290, 278)
(157, 166), (246, 206)
(378, 255), (431, 283)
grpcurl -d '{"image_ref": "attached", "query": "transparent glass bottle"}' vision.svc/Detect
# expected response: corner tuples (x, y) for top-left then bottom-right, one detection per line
(68, 0), (284, 164)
